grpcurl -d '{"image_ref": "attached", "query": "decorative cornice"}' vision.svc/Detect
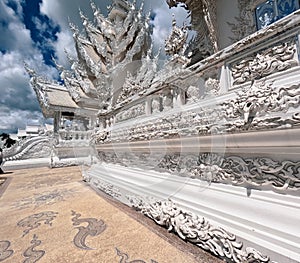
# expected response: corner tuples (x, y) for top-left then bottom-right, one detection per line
(230, 39), (298, 85)
(91, 178), (121, 198)
(115, 103), (145, 122)
(94, 80), (300, 144)
(96, 151), (300, 195)
(162, 153), (300, 194)
(127, 196), (270, 263)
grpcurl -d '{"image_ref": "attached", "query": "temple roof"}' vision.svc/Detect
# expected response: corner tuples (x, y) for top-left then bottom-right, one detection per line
(46, 87), (80, 109)
(28, 0), (151, 117)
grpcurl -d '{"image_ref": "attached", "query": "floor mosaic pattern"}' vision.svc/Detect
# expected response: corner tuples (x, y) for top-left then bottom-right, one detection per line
(0, 166), (220, 262)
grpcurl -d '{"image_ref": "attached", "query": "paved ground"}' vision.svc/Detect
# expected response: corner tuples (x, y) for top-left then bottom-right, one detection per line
(0, 166), (221, 263)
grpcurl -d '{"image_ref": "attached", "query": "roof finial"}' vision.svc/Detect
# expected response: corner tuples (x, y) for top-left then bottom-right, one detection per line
(172, 13), (176, 27)
(51, 56), (64, 72)
(24, 62), (36, 77)
(68, 18), (79, 37)
(64, 49), (75, 65)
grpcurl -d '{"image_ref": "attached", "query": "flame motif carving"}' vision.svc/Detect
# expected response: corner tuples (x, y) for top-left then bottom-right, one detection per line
(23, 235), (45, 263)
(115, 248), (159, 263)
(127, 197), (270, 263)
(94, 81), (300, 144)
(0, 240), (14, 262)
(71, 210), (106, 250)
(17, 211), (58, 237)
(230, 41), (297, 85)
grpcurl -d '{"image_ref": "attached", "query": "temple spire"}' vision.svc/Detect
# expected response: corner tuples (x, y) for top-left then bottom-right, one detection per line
(24, 62), (36, 78)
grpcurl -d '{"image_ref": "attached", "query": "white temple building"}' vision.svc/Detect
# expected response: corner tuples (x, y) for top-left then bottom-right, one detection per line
(16, 124), (53, 139)
(25, 0), (300, 262)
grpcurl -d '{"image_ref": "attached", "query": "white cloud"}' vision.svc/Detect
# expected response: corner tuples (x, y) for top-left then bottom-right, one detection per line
(32, 16), (49, 33)
(0, 1), (57, 132)
(52, 30), (76, 67)
(0, 106), (44, 131)
(0, 1), (33, 55)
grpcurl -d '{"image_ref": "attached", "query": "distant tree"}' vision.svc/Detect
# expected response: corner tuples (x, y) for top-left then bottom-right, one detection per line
(0, 133), (16, 148)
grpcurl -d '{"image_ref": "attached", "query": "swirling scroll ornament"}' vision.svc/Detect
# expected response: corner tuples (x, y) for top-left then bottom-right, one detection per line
(230, 40), (297, 85)
(197, 153), (300, 193)
(71, 210), (106, 250)
(0, 240), (14, 261)
(92, 179), (121, 198)
(127, 197), (270, 263)
(17, 211), (58, 237)
(115, 248), (159, 263)
(23, 235), (45, 263)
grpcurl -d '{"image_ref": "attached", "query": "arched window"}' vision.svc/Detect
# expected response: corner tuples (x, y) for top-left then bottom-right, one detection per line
(255, 0), (300, 29)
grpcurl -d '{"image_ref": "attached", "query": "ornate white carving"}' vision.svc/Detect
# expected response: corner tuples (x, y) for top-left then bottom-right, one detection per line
(230, 40), (298, 85)
(3, 136), (53, 162)
(116, 47), (160, 106)
(94, 80), (300, 145)
(24, 63), (57, 111)
(197, 153), (300, 194)
(53, 59), (82, 102)
(162, 93), (173, 111)
(222, 81), (300, 127)
(115, 103), (145, 122)
(166, 0), (218, 62)
(165, 15), (188, 57)
(151, 98), (161, 114)
(97, 151), (300, 195)
(50, 158), (90, 168)
(91, 178), (121, 198)
(65, 1), (152, 113)
(127, 197), (270, 263)
(80, 9), (110, 62)
(204, 78), (220, 96)
(186, 86), (201, 104)
(91, 130), (108, 144)
(65, 51), (94, 95)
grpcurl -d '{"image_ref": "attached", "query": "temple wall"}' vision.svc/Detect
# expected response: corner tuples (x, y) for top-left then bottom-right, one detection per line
(84, 9), (300, 262)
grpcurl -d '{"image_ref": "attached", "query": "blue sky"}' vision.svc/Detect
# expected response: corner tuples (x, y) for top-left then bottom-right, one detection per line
(0, 0), (188, 134)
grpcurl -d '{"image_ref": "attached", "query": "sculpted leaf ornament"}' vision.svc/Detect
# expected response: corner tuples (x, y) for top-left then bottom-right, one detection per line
(127, 197), (270, 263)
(231, 41), (297, 85)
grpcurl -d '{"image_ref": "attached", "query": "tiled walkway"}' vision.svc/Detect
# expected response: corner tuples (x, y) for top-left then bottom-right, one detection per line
(0, 166), (220, 263)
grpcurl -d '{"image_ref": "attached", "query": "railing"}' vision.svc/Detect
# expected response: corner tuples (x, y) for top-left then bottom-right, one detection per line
(3, 136), (52, 161)
(57, 130), (92, 146)
(94, 9), (300, 144)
